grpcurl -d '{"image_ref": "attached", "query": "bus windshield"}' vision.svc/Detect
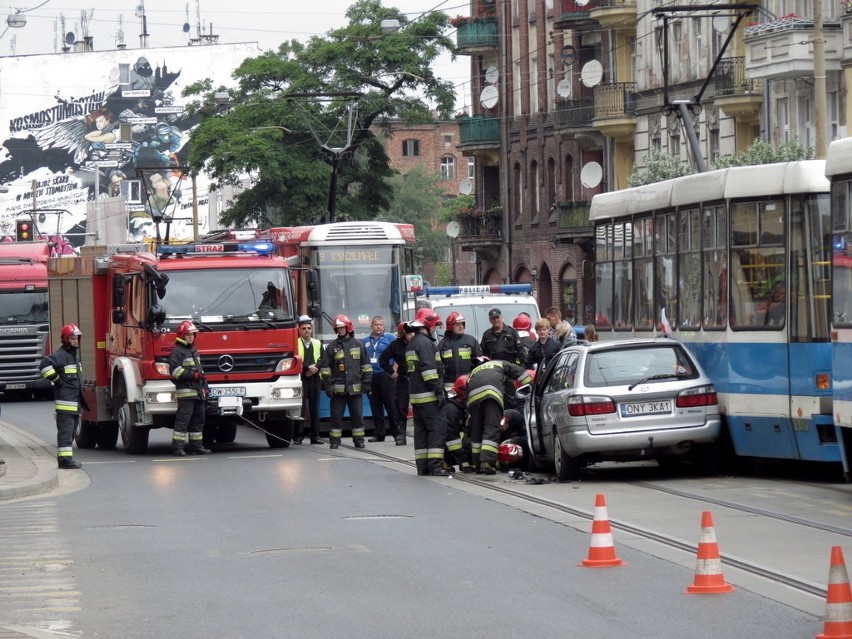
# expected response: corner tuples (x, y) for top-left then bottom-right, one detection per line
(0, 291), (49, 325)
(160, 268), (294, 326)
(311, 246), (401, 338)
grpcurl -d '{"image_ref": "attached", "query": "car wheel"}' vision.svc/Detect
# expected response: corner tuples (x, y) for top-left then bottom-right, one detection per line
(553, 430), (580, 482)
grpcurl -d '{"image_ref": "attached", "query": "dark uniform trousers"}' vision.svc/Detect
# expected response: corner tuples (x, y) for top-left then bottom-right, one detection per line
(369, 371), (399, 438)
(412, 401), (447, 475)
(297, 375), (321, 441)
(173, 398), (206, 451)
(330, 394), (366, 444)
(468, 398), (503, 467)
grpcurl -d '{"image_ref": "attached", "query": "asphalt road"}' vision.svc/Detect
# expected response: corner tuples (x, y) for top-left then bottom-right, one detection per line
(0, 397), (828, 638)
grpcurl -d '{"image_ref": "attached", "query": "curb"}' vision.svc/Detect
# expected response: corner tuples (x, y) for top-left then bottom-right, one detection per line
(0, 420), (59, 500)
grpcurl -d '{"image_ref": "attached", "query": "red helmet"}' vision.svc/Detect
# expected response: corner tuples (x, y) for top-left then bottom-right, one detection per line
(512, 313), (532, 332)
(334, 314), (354, 333)
(60, 323), (82, 344)
(411, 308), (441, 331)
(497, 442), (524, 466)
(396, 322), (407, 337)
(446, 311), (466, 331)
(176, 320), (199, 339)
(449, 375), (468, 401)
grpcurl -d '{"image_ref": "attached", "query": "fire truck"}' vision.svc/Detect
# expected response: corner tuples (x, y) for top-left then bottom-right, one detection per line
(47, 240), (304, 454)
(0, 241), (53, 395)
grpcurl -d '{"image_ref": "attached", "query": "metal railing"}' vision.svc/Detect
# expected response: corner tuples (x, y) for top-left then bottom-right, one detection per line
(593, 82), (637, 118)
(715, 57), (762, 96)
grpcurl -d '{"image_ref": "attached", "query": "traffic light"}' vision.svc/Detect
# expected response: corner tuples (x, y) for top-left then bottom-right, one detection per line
(15, 219), (33, 242)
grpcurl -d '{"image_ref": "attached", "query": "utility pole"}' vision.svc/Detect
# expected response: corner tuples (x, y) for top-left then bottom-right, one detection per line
(813, 0), (827, 158)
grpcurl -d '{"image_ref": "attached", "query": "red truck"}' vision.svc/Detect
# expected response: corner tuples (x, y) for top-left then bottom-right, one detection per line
(0, 241), (53, 395)
(47, 240), (304, 454)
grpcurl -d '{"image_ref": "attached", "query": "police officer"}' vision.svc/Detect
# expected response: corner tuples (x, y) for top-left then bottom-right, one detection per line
(466, 358), (532, 474)
(294, 315), (324, 445)
(379, 322), (412, 445)
(437, 311), (481, 393)
(40, 323), (88, 469)
(363, 315), (399, 442)
(168, 321), (212, 456)
(320, 314), (372, 450)
(406, 308), (449, 476)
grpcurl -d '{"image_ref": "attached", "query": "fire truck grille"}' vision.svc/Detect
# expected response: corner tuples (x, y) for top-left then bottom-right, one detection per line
(0, 331), (48, 383)
(200, 353), (282, 374)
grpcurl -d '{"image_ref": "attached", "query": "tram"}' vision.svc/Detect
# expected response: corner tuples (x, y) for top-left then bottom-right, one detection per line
(825, 138), (852, 473)
(589, 160), (846, 471)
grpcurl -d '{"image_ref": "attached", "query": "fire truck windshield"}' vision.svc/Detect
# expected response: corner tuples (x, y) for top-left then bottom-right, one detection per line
(0, 291), (49, 325)
(159, 268), (294, 326)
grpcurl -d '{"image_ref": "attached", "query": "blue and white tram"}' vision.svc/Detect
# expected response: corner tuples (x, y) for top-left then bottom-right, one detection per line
(825, 138), (852, 472)
(589, 161), (845, 470)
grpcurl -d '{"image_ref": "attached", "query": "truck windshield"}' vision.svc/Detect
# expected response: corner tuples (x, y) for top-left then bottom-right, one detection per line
(160, 268), (294, 326)
(0, 291), (49, 325)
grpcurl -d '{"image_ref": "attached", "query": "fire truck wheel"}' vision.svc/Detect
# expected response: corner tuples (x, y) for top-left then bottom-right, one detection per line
(76, 420), (99, 449)
(97, 422), (119, 450)
(214, 422), (238, 444)
(117, 399), (150, 455)
(266, 419), (294, 449)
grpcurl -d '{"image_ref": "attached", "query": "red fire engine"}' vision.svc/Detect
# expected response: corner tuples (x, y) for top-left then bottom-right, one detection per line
(47, 240), (304, 454)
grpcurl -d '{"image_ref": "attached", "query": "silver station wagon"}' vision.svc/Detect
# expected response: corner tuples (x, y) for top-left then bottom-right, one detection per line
(519, 338), (721, 481)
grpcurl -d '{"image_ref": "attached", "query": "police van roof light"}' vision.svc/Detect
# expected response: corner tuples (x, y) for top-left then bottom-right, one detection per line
(424, 283), (532, 297)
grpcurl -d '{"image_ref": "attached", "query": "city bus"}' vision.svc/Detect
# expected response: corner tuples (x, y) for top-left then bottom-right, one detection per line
(589, 160), (846, 472)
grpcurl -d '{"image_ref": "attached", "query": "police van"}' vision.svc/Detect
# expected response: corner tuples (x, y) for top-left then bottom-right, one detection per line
(411, 284), (541, 340)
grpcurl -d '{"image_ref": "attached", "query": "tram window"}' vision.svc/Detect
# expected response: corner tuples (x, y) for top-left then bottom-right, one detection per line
(677, 208), (699, 329)
(702, 204), (727, 329)
(595, 260), (614, 328)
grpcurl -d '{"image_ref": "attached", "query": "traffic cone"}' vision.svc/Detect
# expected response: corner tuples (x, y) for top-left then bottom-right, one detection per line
(685, 511), (734, 594)
(816, 546), (852, 639)
(579, 493), (624, 567)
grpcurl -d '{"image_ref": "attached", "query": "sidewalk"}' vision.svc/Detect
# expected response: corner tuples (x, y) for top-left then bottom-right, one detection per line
(0, 419), (59, 501)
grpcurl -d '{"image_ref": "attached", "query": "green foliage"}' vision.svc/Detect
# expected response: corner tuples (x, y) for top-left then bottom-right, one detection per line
(710, 139), (814, 168)
(438, 193), (475, 223)
(183, 0), (457, 228)
(380, 166), (448, 266)
(627, 150), (689, 187)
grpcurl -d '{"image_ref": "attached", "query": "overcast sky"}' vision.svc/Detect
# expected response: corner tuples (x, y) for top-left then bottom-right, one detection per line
(3, 0), (472, 109)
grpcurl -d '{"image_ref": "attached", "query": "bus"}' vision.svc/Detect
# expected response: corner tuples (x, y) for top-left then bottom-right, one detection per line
(825, 138), (852, 473)
(589, 160), (846, 472)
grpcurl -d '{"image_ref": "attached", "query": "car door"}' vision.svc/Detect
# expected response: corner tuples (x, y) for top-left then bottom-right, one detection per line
(528, 350), (577, 459)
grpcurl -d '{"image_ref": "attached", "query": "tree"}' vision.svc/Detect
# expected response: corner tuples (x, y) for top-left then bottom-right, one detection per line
(710, 139), (813, 168)
(627, 150), (690, 187)
(183, 0), (457, 228)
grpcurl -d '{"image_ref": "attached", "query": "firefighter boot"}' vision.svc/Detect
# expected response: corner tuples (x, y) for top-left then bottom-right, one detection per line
(57, 457), (82, 470)
(477, 462), (496, 475)
(187, 433), (212, 455)
(394, 434), (407, 446)
(416, 461), (429, 476)
(429, 460), (449, 477)
(353, 437), (366, 449)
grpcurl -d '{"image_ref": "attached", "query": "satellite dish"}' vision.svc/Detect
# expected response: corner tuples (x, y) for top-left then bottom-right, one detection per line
(480, 85), (499, 110)
(459, 178), (473, 195)
(580, 59), (603, 88)
(446, 221), (460, 239)
(580, 162), (603, 189)
(65, 31), (76, 45)
(108, 67), (121, 82)
(182, 22), (190, 33)
(556, 79), (572, 99)
(484, 66), (499, 84)
(576, 0), (590, 6)
(713, 16), (729, 32)
(134, 4), (145, 18)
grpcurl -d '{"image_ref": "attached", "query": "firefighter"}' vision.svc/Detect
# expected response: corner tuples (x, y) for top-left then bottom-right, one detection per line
(40, 323), (89, 469)
(294, 315), (324, 445)
(405, 308), (449, 476)
(466, 358), (533, 474)
(379, 322), (412, 445)
(512, 312), (536, 350)
(437, 311), (482, 393)
(320, 314), (372, 450)
(480, 307), (528, 409)
(168, 321), (212, 456)
(497, 408), (529, 471)
(444, 374), (473, 473)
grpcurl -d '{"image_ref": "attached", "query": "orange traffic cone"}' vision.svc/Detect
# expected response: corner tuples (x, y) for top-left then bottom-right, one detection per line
(579, 493), (624, 567)
(685, 510), (734, 594)
(816, 546), (852, 639)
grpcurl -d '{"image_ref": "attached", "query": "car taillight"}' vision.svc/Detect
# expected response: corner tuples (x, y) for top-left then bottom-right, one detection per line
(676, 384), (718, 408)
(568, 395), (616, 417)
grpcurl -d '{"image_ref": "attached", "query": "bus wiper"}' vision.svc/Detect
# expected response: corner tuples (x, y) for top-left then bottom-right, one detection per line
(628, 373), (680, 391)
(194, 321), (214, 332)
(225, 315), (277, 329)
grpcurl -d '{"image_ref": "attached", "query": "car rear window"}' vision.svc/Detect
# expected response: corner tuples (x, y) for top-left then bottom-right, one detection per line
(584, 345), (698, 387)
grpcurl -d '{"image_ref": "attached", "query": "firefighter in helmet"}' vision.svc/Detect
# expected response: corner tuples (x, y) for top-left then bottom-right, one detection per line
(405, 308), (449, 476)
(437, 311), (482, 393)
(320, 314), (372, 449)
(465, 357), (533, 474)
(40, 323), (89, 469)
(444, 374), (473, 473)
(168, 321), (212, 456)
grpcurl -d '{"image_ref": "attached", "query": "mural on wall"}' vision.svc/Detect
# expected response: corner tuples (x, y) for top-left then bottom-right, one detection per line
(0, 43), (258, 244)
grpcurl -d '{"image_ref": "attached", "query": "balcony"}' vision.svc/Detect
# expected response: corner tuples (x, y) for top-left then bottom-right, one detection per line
(592, 82), (637, 140)
(744, 17), (842, 80)
(590, 0), (637, 30)
(552, 98), (595, 131)
(457, 116), (501, 164)
(714, 57), (763, 122)
(554, 201), (593, 241)
(555, 0), (596, 29)
(841, 10), (852, 62)
(456, 214), (503, 252)
(455, 18), (498, 53)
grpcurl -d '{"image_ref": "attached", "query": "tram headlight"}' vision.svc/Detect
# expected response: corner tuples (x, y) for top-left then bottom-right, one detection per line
(816, 373), (830, 390)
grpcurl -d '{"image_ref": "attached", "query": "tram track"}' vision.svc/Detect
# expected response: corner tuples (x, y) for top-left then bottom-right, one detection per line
(354, 445), (830, 600)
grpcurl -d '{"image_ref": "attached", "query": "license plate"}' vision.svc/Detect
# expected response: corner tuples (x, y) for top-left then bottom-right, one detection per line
(620, 400), (672, 417)
(5, 383), (26, 389)
(209, 386), (246, 398)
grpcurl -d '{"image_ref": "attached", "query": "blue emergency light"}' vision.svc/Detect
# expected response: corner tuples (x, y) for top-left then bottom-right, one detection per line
(157, 242), (275, 256)
(424, 283), (532, 297)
